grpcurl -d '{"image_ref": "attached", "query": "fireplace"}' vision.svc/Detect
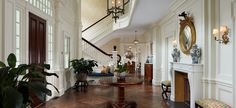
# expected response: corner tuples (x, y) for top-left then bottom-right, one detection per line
(170, 62), (203, 108)
(174, 71), (190, 106)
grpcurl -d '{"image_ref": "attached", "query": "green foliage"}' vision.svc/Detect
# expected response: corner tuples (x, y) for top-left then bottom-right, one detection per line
(115, 63), (127, 73)
(70, 58), (98, 74)
(0, 53), (59, 108)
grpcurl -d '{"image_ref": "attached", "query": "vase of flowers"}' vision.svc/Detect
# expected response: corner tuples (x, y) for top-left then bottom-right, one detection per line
(114, 63), (127, 80)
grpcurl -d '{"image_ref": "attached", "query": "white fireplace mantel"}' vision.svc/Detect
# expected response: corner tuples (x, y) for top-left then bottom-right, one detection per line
(170, 62), (203, 108)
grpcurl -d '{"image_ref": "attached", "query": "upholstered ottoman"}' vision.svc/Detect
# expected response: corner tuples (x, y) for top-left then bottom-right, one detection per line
(195, 99), (231, 108)
(161, 80), (171, 100)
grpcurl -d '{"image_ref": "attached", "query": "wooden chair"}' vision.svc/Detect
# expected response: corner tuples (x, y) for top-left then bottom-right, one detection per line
(161, 80), (171, 100)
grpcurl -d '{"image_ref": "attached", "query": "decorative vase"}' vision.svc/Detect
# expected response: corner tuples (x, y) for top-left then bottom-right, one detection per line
(190, 44), (201, 64)
(171, 48), (180, 62)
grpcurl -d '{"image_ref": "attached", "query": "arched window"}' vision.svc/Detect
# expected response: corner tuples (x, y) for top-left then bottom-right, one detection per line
(25, 0), (53, 16)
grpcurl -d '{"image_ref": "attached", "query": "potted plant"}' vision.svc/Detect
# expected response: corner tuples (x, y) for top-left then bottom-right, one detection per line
(114, 63), (127, 78)
(70, 58), (98, 81)
(0, 53), (59, 108)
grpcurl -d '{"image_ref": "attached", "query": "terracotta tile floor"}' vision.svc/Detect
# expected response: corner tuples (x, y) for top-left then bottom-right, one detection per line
(38, 83), (189, 108)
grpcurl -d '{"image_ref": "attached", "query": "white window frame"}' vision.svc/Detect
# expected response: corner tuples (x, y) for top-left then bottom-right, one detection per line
(64, 32), (71, 69)
(25, 0), (53, 16)
(15, 8), (22, 66)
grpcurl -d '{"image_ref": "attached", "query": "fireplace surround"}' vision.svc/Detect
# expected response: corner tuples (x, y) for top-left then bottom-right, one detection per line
(170, 62), (203, 108)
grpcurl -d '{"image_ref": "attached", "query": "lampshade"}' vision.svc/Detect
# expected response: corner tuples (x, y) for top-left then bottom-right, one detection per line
(133, 39), (139, 44)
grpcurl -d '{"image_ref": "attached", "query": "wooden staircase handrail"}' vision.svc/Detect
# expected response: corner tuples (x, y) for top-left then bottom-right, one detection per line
(82, 14), (111, 33)
(82, 37), (112, 57)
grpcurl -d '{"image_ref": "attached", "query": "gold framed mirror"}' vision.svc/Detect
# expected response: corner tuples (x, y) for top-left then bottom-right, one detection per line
(179, 15), (196, 55)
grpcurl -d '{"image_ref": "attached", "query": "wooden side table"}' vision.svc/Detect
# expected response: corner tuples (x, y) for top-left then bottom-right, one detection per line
(144, 63), (153, 82)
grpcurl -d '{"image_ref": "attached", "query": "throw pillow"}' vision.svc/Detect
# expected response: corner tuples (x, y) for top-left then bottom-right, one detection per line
(101, 66), (109, 74)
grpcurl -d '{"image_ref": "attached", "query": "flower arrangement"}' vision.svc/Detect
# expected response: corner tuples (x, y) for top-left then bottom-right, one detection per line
(115, 63), (127, 73)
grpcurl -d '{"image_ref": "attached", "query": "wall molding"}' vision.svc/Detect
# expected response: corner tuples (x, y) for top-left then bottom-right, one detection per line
(202, 78), (233, 88)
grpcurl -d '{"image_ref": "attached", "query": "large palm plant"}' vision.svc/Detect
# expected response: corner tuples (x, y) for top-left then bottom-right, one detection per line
(0, 53), (59, 108)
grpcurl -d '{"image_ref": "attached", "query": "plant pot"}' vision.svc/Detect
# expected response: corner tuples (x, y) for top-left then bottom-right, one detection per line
(76, 73), (87, 81)
(114, 72), (120, 77)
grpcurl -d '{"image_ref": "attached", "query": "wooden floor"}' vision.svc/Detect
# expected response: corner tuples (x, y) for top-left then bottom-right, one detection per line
(38, 83), (189, 108)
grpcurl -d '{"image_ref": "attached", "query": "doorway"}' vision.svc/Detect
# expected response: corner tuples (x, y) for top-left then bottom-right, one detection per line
(29, 12), (46, 64)
(29, 12), (46, 107)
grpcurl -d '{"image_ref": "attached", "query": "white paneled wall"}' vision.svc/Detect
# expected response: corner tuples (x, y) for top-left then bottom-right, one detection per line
(148, 0), (235, 107)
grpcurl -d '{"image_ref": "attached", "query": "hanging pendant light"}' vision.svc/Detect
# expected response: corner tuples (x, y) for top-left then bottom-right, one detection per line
(107, 0), (129, 23)
(125, 46), (134, 59)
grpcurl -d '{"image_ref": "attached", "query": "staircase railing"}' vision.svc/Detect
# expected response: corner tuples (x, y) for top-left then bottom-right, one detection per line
(81, 0), (131, 65)
(82, 38), (114, 65)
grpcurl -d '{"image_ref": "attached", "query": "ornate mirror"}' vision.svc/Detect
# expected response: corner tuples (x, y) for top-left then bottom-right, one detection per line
(179, 12), (196, 55)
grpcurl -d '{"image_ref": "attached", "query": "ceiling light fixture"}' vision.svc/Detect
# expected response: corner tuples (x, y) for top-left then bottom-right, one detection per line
(107, 0), (129, 23)
(133, 30), (139, 44)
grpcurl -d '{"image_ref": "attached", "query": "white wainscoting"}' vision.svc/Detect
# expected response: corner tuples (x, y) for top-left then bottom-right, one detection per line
(202, 78), (233, 106)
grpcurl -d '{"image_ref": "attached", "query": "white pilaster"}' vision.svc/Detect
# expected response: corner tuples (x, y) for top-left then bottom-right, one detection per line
(233, 0), (236, 107)
(0, 0), (2, 60)
(112, 50), (118, 68)
(77, 0), (82, 58)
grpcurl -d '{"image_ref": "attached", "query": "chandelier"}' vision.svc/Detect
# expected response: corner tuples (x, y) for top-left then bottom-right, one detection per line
(107, 0), (128, 22)
(125, 47), (134, 59)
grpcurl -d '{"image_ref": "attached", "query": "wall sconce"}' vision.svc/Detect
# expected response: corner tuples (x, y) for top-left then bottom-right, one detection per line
(212, 25), (230, 44)
(172, 40), (177, 48)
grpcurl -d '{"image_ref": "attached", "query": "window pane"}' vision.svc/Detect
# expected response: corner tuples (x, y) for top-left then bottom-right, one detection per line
(48, 51), (51, 59)
(64, 37), (70, 68)
(16, 36), (20, 48)
(50, 43), (53, 50)
(33, 0), (36, 6)
(16, 10), (20, 23)
(36, 0), (39, 8)
(16, 23), (20, 36)
(64, 54), (69, 68)
(16, 49), (20, 61)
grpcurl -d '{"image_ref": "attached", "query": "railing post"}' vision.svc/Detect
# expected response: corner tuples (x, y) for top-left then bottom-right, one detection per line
(112, 46), (118, 70)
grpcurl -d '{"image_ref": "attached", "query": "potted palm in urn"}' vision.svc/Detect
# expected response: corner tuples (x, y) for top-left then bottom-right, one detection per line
(70, 58), (98, 81)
